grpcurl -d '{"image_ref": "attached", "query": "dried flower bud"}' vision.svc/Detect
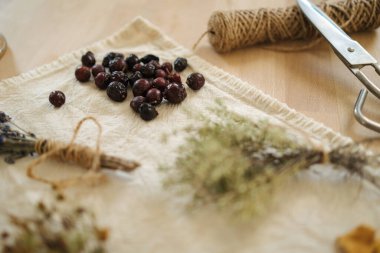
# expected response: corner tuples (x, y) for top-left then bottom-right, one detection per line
(96, 228), (109, 241)
(0, 111), (11, 123)
(1, 231), (9, 240)
(56, 193), (65, 201)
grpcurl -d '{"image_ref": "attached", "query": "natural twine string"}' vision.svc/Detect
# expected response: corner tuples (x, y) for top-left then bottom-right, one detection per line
(201, 0), (380, 53)
(27, 117), (139, 189)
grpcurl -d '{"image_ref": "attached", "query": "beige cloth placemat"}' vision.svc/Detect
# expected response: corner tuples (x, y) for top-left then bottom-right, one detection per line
(0, 17), (380, 253)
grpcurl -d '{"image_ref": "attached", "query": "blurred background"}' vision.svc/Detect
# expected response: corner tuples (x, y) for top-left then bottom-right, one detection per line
(1, 0), (380, 140)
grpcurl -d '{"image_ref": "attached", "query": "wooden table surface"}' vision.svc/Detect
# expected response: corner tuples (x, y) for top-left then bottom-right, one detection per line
(1, 0), (380, 142)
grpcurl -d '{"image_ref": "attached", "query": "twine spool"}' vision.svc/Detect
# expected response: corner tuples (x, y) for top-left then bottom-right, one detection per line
(207, 0), (380, 53)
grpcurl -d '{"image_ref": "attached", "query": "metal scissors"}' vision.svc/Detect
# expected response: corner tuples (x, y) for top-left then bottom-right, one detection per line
(297, 0), (380, 133)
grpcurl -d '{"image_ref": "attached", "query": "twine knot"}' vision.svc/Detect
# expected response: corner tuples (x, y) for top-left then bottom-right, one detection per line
(26, 117), (139, 189)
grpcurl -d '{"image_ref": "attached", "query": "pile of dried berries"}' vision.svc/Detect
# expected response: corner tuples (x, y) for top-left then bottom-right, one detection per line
(74, 51), (205, 121)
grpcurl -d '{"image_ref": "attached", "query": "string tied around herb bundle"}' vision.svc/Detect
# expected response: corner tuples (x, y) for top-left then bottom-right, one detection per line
(26, 116), (139, 189)
(193, 0), (380, 52)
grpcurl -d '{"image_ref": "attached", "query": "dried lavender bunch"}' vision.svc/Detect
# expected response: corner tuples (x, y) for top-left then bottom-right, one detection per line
(0, 111), (37, 164)
(0, 111), (139, 175)
(1, 198), (108, 253)
(162, 104), (379, 219)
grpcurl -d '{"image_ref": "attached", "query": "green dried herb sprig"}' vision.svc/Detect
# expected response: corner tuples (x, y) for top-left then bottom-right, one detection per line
(1, 196), (108, 253)
(161, 104), (378, 219)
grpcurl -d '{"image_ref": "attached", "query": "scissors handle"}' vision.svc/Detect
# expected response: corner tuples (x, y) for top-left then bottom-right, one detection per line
(354, 89), (380, 133)
(351, 64), (380, 100)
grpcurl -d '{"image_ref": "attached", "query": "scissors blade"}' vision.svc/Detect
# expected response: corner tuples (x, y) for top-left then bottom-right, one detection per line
(297, 0), (377, 67)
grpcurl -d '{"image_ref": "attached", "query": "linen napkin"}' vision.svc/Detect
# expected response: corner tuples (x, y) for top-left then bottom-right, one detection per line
(0, 17), (379, 253)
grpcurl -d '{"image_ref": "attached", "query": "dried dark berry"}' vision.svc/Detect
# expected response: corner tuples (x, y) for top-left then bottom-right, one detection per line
(161, 62), (173, 74)
(0, 112), (11, 123)
(130, 96), (145, 112)
(155, 69), (167, 78)
(167, 72), (181, 84)
(114, 52), (124, 59)
(125, 54), (139, 70)
(133, 63), (143, 72)
(102, 52), (115, 67)
(164, 83), (187, 104)
(95, 72), (111, 89)
(149, 60), (161, 69)
(174, 57), (188, 72)
(111, 71), (128, 86)
(102, 52), (123, 67)
(81, 51), (96, 67)
(141, 63), (156, 78)
(49, 90), (66, 107)
(140, 54), (159, 64)
(152, 77), (168, 92)
(186, 72), (205, 90)
(128, 71), (143, 87)
(132, 79), (152, 97)
(91, 64), (105, 78)
(139, 103), (158, 121)
(146, 88), (163, 105)
(107, 81), (128, 102)
(75, 66), (91, 82)
(147, 78), (154, 86)
(109, 57), (126, 72)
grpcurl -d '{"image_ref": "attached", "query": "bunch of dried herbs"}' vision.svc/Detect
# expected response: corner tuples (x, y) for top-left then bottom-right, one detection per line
(161, 104), (378, 219)
(1, 196), (108, 253)
(0, 111), (139, 188)
(0, 111), (36, 164)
